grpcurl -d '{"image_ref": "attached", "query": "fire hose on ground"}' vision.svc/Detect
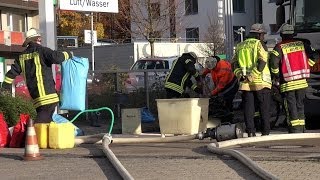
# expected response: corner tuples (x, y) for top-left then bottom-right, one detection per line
(71, 108), (320, 180)
(207, 133), (320, 180)
(72, 107), (197, 180)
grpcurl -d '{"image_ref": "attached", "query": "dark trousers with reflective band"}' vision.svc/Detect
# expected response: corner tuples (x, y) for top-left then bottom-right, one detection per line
(221, 80), (239, 113)
(35, 103), (57, 123)
(283, 88), (306, 132)
(243, 88), (271, 135)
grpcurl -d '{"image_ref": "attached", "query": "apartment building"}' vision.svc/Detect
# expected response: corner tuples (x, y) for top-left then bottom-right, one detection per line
(130, 0), (263, 44)
(0, 0), (39, 60)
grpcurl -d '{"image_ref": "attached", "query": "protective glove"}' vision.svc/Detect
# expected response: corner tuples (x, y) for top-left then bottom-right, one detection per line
(239, 75), (246, 82)
(70, 51), (74, 58)
(0, 82), (12, 92)
(272, 78), (280, 87)
(196, 81), (203, 89)
(246, 74), (254, 82)
(194, 86), (203, 94)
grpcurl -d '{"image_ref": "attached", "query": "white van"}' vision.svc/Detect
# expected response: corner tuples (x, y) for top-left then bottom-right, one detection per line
(125, 56), (178, 92)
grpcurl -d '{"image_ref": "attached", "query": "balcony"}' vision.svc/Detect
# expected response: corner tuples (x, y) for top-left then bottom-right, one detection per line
(0, 31), (25, 52)
(0, 0), (38, 10)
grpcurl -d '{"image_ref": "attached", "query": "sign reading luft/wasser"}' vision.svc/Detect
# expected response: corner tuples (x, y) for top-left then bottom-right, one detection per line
(59, 0), (118, 13)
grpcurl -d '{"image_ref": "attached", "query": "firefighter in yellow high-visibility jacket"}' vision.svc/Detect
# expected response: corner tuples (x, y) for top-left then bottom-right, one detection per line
(233, 24), (272, 137)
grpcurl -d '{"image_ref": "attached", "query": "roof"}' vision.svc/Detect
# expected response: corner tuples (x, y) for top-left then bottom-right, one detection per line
(138, 56), (179, 61)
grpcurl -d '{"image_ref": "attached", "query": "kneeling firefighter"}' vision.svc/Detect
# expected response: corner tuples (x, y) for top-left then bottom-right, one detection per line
(202, 56), (239, 118)
(164, 52), (202, 99)
(198, 56), (243, 142)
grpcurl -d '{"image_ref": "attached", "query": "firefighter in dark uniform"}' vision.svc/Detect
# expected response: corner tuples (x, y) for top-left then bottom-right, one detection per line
(269, 24), (319, 133)
(1, 28), (73, 124)
(164, 52), (202, 98)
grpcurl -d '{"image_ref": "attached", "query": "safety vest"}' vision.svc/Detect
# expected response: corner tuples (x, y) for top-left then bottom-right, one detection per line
(237, 38), (271, 85)
(279, 40), (310, 82)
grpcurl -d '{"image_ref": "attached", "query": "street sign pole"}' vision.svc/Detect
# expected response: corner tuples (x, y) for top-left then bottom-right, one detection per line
(39, 0), (59, 113)
(224, 0), (234, 60)
(91, 12), (95, 73)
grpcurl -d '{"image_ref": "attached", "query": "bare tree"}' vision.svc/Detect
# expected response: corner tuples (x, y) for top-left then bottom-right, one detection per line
(115, 0), (185, 57)
(198, 15), (225, 57)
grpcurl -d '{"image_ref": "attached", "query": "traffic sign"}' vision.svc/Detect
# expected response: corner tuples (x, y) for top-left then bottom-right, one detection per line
(59, 0), (118, 13)
(84, 30), (97, 44)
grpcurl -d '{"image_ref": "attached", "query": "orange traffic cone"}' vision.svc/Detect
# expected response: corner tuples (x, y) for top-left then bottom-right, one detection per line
(23, 119), (44, 161)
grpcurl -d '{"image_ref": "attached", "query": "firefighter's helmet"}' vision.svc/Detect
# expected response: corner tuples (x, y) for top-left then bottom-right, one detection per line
(250, 23), (267, 34)
(205, 56), (219, 70)
(279, 23), (295, 35)
(23, 28), (41, 47)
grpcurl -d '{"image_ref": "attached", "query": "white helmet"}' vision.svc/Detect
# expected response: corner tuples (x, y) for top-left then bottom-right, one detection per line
(250, 23), (267, 34)
(205, 56), (218, 70)
(25, 28), (41, 39)
(279, 23), (295, 35)
(23, 28), (41, 47)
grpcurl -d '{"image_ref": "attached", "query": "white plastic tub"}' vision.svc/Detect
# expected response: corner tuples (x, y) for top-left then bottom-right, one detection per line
(156, 98), (209, 135)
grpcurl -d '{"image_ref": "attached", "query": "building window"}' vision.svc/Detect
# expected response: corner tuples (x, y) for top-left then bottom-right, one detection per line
(233, 26), (246, 43)
(149, 3), (160, 19)
(185, 0), (198, 15)
(233, 0), (245, 13)
(4, 12), (27, 32)
(12, 13), (26, 32)
(6, 13), (12, 31)
(186, 28), (199, 42)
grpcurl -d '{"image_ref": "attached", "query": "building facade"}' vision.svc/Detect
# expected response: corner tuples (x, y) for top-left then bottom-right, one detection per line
(130, 0), (263, 44)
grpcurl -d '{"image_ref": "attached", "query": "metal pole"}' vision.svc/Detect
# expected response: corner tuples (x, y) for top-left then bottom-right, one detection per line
(39, 0), (58, 113)
(144, 72), (150, 109)
(239, 27), (245, 42)
(224, 0), (234, 59)
(91, 12), (95, 73)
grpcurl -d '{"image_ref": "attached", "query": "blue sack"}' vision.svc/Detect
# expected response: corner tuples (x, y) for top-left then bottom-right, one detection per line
(52, 114), (84, 136)
(141, 107), (155, 123)
(60, 56), (89, 111)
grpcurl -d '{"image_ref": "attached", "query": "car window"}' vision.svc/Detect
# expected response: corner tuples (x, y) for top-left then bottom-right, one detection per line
(131, 60), (169, 70)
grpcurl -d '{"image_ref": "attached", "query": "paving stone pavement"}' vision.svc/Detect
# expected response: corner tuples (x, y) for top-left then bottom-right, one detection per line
(73, 117), (320, 179)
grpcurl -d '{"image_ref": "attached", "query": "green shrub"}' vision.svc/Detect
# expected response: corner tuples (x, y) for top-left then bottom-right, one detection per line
(0, 91), (36, 126)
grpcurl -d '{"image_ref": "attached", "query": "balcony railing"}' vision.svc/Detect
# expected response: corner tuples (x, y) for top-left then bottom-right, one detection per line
(0, 30), (25, 46)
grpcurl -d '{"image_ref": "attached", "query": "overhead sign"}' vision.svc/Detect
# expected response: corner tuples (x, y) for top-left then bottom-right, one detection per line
(59, 0), (118, 13)
(84, 30), (97, 44)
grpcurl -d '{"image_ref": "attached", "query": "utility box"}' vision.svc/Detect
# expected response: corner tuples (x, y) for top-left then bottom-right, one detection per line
(156, 98), (209, 135)
(121, 108), (142, 134)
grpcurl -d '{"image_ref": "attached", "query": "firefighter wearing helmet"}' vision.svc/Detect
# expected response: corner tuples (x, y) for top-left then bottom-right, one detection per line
(202, 56), (239, 118)
(1, 28), (73, 124)
(164, 52), (202, 98)
(233, 23), (271, 137)
(269, 23), (319, 133)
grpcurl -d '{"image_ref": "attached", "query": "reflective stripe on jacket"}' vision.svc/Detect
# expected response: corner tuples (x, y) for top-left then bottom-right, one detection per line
(233, 38), (271, 91)
(4, 42), (71, 108)
(165, 55), (199, 94)
(279, 40), (310, 82)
